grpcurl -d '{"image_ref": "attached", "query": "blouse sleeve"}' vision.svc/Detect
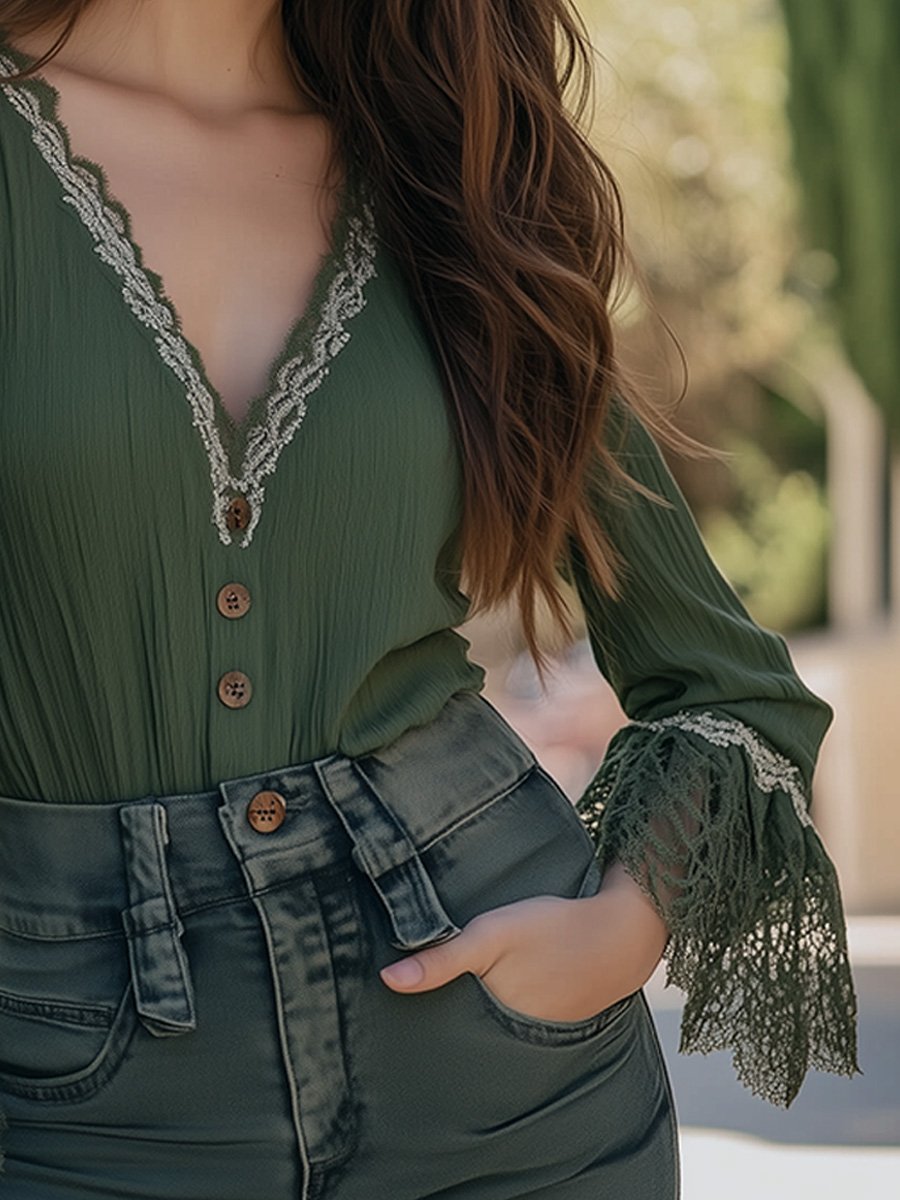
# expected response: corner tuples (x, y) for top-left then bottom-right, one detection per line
(566, 399), (859, 1108)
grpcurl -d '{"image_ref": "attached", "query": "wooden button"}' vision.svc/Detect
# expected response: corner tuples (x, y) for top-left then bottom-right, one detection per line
(216, 583), (251, 619)
(225, 495), (252, 531)
(217, 670), (252, 709)
(247, 790), (286, 833)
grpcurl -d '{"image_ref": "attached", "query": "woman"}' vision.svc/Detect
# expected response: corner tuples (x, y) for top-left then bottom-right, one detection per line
(0, 2), (858, 1198)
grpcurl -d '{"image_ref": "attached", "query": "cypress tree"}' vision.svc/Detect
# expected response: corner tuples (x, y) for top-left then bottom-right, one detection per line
(778, 1), (900, 433)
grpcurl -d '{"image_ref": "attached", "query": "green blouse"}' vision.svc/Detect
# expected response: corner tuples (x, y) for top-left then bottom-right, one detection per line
(0, 43), (857, 1108)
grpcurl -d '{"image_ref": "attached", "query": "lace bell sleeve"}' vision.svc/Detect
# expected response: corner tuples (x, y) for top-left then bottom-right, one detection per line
(566, 400), (860, 1107)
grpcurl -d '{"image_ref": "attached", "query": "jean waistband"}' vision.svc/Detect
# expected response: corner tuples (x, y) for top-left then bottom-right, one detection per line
(0, 690), (535, 939)
(0, 691), (538, 1040)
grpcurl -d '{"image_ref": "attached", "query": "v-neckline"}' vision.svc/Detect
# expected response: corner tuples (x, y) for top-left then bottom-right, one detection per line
(0, 40), (379, 548)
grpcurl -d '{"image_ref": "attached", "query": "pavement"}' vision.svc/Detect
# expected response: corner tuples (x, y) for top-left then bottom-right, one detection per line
(680, 1129), (900, 1199)
(646, 916), (900, 1196)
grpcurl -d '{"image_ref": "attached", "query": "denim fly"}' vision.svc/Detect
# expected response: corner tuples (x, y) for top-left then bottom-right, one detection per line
(0, 692), (678, 1200)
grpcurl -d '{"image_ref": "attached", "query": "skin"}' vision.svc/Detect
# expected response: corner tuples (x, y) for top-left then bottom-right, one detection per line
(381, 860), (669, 1023)
(14, 0), (670, 1024)
(12, 0), (340, 424)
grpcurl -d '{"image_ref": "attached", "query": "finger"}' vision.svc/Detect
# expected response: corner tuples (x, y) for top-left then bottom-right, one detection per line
(380, 929), (482, 994)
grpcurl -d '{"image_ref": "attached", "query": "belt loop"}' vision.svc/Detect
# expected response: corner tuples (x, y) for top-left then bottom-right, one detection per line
(118, 802), (197, 1037)
(315, 757), (461, 952)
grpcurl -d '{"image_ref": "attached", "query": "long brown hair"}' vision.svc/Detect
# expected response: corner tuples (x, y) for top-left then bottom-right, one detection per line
(0, 0), (702, 671)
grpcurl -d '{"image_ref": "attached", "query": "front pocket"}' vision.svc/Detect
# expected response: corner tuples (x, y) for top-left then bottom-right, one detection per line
(464, 972), (637, 1045)
(0, 926), (137, 1101)
(417, 763), (616, 1046)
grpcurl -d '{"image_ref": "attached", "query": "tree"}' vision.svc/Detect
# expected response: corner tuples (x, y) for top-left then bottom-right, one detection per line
(778, 1), (900, 433)
(777, 1), (899, 622)
(574, 0), (831, 631)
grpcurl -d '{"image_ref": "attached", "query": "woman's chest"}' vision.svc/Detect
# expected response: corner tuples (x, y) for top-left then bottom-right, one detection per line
(0, 55), (464, 565)
(35, 68), (342, 425)
(0, 177), (461, 572)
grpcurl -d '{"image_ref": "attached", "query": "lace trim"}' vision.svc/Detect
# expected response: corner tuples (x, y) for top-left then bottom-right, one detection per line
(630, 709), (814, 827)
(0, 58), (378, 548)
(574, 706), (857, 1106)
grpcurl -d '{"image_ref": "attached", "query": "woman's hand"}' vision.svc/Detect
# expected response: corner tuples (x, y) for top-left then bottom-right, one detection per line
(379, 861), (669, 1023)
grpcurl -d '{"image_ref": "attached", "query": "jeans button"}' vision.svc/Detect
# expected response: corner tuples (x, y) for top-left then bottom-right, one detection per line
(247, 790), (286, 833)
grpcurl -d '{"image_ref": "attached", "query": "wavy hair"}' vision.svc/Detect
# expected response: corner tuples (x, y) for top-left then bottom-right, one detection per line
(0, 0), (698, 670)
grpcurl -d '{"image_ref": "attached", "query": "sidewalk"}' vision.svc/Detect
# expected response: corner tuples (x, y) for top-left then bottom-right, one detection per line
(844, 915), (900, 966)
(654, 916), (900, 1195)
(681, 1128), (900, 1198)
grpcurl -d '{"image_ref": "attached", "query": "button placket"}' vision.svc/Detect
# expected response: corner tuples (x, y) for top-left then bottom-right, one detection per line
(215, 576), (254, 708)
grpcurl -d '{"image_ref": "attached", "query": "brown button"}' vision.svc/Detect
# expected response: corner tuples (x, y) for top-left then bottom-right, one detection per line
(216, 582), (251, 619)
(217, 670), (252, 709)
(225, 495), (252, 531)
(246, 790), (287, 833)
(247, 787), (285, 835)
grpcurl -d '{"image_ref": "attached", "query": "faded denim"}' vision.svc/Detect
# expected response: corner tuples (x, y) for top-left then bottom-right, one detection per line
(0, 692), (678, 1199)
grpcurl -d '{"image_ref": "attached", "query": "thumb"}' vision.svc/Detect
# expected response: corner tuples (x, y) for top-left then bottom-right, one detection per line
(380, 929), (479, 994)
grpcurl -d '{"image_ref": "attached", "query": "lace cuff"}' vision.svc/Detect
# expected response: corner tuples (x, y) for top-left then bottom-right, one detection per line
(576, 709), (860, 1107)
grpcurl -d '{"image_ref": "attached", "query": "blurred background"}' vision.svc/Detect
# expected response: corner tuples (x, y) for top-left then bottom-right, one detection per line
(460, 1), (899, 1193)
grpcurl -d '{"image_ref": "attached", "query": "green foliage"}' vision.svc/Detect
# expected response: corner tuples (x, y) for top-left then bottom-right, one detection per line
(579, 0), (810, 379)
(778, 0), (900, 432)
(756, 386), (827, 484)
(700, 437), (829, 631)
(571, 1), (831, 632)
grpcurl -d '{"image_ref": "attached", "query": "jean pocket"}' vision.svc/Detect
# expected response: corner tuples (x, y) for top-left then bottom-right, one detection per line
(464, 970), (637, 1046)
(0, 926), (137, 1102)
(417, 762), (621, 1046)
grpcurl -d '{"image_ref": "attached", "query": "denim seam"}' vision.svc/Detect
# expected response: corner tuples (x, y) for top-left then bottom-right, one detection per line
(638, 989), (681, 1198)
(0, 884), (346, 939)
(0, 983), (137, 1103)
(466, 973), (636, 1046)
(122, 917), (181, 937)
(0, 923), (124, 941)
(174, 891), (255, 920)
(415, 764), (537, 855)
(0, 990), (114, 1027)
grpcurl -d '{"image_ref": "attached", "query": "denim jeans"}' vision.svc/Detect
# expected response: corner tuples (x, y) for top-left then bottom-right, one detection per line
(0, 691), (678, 1199)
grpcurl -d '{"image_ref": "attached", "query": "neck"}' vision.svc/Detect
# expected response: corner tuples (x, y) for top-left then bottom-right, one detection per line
(16, 0), (307, 117)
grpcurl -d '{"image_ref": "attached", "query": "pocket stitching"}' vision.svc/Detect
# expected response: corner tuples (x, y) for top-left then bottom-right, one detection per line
(0, 981), (137, 1102)
(416, 764), (537, 856)
(465, 972), (636, 1046)
(0, 988), (115, 1028)
(423, 765), (612, 1046)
